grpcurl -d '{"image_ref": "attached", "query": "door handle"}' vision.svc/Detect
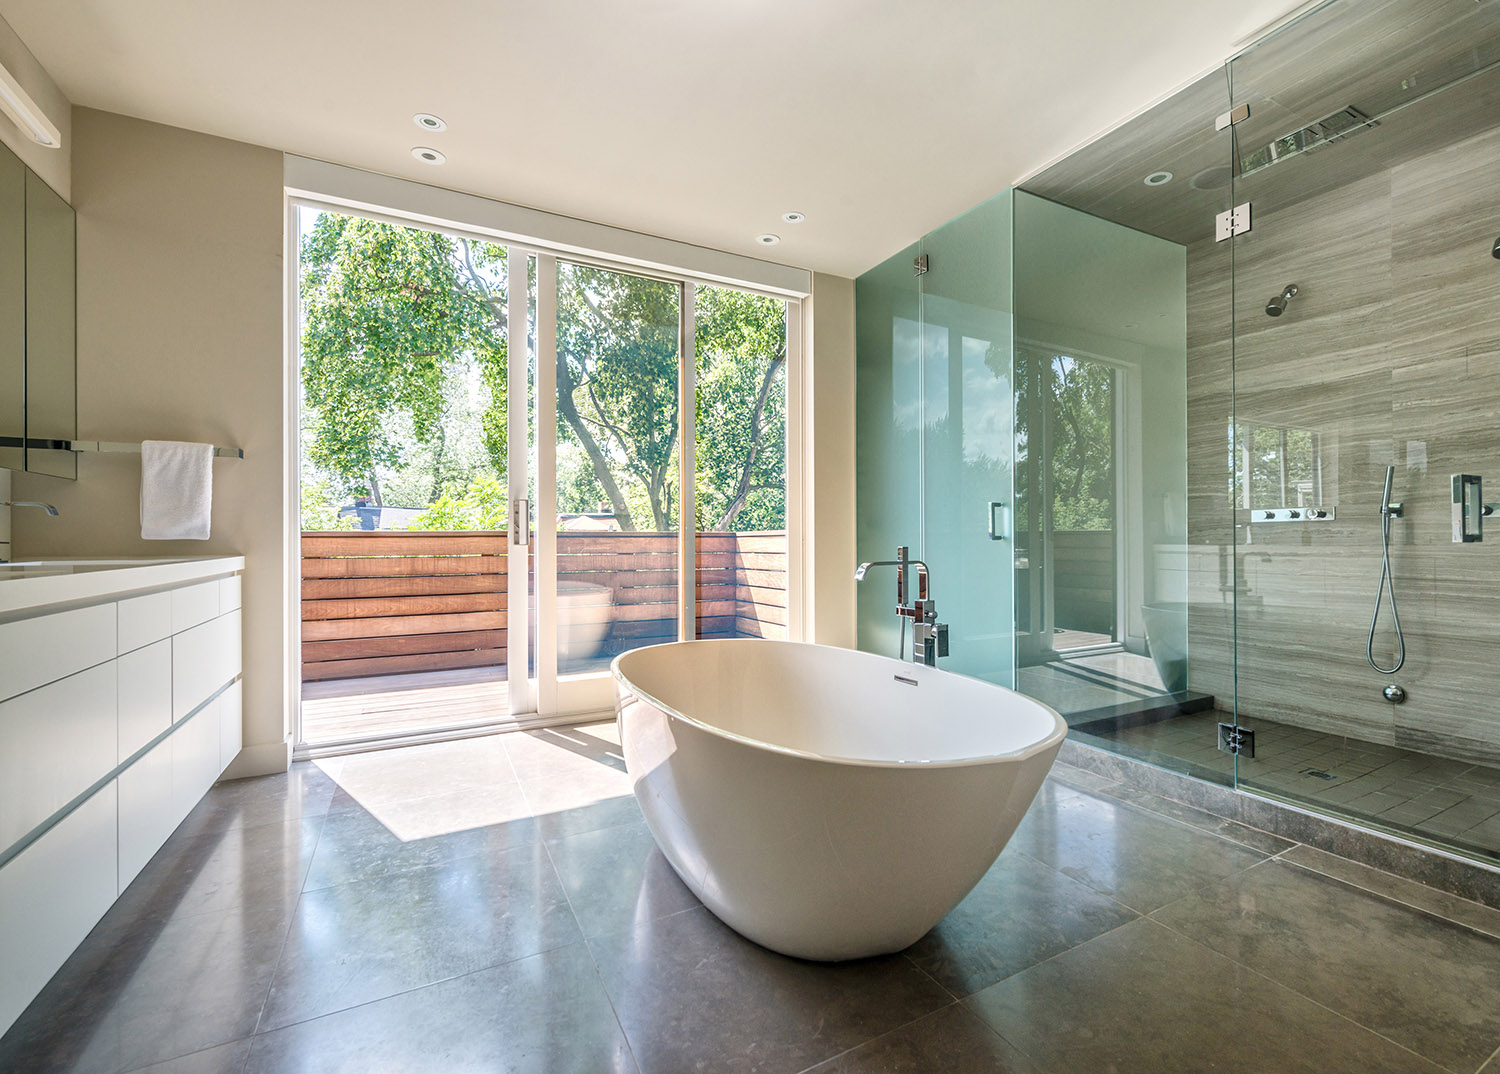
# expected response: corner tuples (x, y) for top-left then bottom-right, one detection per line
(988, 501), (1009, 541)
(510, 498), (531, 546)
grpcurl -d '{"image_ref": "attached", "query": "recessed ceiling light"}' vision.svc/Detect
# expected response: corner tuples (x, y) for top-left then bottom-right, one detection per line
(781, 211), (805, 224)
(1144, 171), (1173, 186)
(756, 233), (781, 246)
(411, 146), (446, 165)
(413, 112), (447, 132)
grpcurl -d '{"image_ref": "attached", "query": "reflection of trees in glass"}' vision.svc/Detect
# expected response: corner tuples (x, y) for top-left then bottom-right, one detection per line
(1232, 421), (1320, 507)
(1013, 347), (1115, 535)
(1048, 355), (1114, 531)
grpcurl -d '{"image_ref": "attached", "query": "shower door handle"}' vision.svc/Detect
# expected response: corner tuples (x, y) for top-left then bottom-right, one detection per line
(1452, 475), (1483, 542)
(987, 501), (1009, 541)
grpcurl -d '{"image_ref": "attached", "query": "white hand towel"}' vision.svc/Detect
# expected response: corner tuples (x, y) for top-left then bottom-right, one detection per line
(140, 440), (213, 540)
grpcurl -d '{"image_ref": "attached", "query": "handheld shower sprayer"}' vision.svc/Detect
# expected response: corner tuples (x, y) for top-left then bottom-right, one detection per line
(1367, 464), (1406, 678)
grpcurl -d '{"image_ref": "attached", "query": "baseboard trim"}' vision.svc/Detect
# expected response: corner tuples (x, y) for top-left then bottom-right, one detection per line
(221, 738), (293, 780)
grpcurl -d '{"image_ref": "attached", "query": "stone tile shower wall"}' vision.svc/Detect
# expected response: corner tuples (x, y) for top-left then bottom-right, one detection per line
(1186, 123), (1500, 766)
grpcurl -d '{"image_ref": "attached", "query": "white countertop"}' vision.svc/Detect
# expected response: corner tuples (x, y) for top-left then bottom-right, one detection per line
(0, 556), (245, 617)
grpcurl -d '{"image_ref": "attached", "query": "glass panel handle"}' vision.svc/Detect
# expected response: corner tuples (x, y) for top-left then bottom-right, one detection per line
(988, 501), (1009, 541)
(510, 498), (530, 546)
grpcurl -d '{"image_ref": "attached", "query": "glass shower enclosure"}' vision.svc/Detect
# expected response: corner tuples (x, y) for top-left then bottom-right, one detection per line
(855, 0), (1500, 868)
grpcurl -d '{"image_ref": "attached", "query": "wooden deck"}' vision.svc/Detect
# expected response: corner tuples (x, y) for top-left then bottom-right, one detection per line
(301, 666), (509, 744)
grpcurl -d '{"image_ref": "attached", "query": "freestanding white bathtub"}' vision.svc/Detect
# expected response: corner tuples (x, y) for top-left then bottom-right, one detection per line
(612, 639), (1068, 961)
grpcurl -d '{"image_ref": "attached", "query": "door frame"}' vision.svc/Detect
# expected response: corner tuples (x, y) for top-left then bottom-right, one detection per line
(284, 171), (808, 757)
(1014, 337), (1140, 666)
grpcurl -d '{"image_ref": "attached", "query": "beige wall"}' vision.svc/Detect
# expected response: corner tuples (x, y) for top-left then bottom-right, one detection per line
(806, 272), (857, 649)
(14, 108), (287, 775)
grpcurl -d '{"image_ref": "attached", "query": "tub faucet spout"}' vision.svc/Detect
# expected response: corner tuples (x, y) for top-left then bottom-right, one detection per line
(854, 546), (948, 666)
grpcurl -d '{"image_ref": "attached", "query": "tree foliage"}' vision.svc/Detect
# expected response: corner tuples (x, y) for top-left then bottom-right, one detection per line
(299, 211), (788, 534)
(299, 213), (507, 505)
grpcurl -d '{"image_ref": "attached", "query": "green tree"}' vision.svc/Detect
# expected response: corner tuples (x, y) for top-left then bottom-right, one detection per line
(299, 213), (507, 505)
(300, 211), (789, 533)
(695, 286), (787, 531)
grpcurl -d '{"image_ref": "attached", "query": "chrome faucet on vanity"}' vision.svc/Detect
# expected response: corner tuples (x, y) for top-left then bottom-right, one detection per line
(0, 501), (59, 563)
(855, 545), (949, 666)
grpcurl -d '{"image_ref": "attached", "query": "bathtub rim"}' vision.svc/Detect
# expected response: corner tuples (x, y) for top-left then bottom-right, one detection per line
(611, 638), (1068, 771)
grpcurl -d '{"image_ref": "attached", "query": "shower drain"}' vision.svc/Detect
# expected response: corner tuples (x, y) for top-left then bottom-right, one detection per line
(1301, 768), (1339, 781)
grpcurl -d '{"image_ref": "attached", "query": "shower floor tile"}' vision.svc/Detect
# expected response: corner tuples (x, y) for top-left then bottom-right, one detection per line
(1094, 710), (1500, 860)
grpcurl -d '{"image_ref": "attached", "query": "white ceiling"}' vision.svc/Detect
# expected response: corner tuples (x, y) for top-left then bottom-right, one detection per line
(0, 0), (1303, 277)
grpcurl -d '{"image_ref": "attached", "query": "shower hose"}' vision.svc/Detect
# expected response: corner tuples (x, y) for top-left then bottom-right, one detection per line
(1366, 465), (1406, 675)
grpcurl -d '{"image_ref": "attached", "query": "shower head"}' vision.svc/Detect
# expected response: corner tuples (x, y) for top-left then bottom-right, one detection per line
(1266, 284), (1299, 317)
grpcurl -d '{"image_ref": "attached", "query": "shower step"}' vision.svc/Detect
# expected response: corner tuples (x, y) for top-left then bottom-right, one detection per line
(1066, 691), (1217, 736)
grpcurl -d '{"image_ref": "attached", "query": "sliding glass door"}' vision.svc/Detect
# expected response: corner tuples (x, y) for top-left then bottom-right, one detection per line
(295, 208), (797, 749)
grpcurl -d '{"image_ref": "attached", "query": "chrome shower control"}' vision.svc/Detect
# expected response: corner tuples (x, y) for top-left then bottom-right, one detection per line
(1383, 683), (1407, 704)
(1250, 506), (1335, 523)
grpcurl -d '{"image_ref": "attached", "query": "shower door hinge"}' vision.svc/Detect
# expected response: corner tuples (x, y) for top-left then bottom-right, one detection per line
(913, 254), (929, 276)
(1215, 202), (1252, 242)
(1215, 103), (1250, 131)
(1217, 722), (1255, 758)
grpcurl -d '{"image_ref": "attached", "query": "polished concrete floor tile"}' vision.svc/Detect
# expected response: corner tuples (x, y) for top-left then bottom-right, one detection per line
(544, 820), (700, 938)
(590, 906), (950, 1074)
(1009, 782), (1268, 912)
(244, 944), (637, 1074)
(1281, 843), (1500, 940)
(906, 848), (1138, 996)
(302, 798), (539, 892)
(259, 840), (580, 1031)
(0, 905), (290, 1074)
(967, 917), (1447, 1074)
(112, 817), (321, 928)
(1153, 859), (1500, 1072)
(802, 1003), (1043, 1073)
(1089, 781), (1296, 856)
(178, 765), (339, 838)
(125, 1039), (252, 1074)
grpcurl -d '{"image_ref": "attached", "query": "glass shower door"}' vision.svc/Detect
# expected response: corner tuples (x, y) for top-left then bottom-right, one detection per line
(916, 192), (1016, 686)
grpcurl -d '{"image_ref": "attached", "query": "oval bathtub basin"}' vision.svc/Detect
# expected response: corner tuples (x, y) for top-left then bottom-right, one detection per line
(613, 640), (1067, 961)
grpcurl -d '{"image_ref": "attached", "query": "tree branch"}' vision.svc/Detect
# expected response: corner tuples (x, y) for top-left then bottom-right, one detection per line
(713, 347), (784, 530)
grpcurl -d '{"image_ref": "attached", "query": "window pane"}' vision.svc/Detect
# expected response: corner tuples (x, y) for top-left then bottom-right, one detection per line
(555, 261), (680, 672)
(693, 285), (788, 640)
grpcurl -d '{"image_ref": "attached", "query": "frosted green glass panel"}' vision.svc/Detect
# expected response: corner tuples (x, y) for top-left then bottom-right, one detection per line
(854, 241), (921, 661)
(915, 192), (1015, 685)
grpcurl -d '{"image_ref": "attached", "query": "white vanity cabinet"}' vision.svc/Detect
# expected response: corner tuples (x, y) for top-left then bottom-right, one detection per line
(0, 556), (244, 1036)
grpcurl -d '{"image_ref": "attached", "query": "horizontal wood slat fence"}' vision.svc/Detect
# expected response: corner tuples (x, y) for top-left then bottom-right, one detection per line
(301, 530), (788, 682)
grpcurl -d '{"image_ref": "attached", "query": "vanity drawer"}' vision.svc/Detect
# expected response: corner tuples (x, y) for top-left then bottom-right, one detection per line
(0, 603), (115, 703)
(117, 735), (173, 891)
(117, 639), (172, 763)
(0, 662), (118, 852)
(219, 574), (241, 614)
(171, 610), (240, 722)
(171, 580), (221, 635)
(117, 591), (173, 654)
(0, 783), (117, 1035)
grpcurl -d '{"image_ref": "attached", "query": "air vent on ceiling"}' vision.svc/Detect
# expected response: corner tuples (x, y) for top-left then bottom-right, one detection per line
(1239, 105), (1377, 177)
